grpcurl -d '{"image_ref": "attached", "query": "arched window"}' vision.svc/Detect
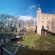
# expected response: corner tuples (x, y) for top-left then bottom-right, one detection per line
(42, 26), (44, 30)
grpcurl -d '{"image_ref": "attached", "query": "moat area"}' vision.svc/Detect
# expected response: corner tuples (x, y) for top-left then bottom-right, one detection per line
(0, 32), (55, 55)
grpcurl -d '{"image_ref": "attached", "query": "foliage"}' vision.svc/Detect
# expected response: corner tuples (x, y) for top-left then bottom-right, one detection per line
(4, 42), (17, 52)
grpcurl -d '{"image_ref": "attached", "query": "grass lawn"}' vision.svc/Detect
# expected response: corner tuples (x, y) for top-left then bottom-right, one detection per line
(22, 32), (55, 50)
(22, 32), (40, 48)
(16, 32), (55, 55)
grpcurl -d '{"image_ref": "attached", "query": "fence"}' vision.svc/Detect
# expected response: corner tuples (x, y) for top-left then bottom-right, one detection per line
(41, 29), (55, 36)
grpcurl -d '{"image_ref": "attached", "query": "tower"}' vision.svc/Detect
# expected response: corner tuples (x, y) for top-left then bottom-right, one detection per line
(37, 7), (42, 35)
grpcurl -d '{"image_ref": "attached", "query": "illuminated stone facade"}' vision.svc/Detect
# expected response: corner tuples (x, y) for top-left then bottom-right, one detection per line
(37, 8), (55, 35)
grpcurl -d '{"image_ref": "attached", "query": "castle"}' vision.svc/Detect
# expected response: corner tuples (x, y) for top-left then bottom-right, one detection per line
(37, 7), (55, 35)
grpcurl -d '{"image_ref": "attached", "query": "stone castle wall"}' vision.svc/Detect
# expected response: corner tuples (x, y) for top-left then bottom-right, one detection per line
(37, 8), (55, 35)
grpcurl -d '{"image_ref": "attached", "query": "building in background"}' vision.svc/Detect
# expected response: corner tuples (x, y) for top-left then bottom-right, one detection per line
(0, 22), (4, 32)
(37, 7), (55, 35)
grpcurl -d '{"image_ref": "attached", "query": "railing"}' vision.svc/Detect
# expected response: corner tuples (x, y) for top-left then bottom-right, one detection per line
(0, 44), (20, 55)
(41, 29), (55, 36)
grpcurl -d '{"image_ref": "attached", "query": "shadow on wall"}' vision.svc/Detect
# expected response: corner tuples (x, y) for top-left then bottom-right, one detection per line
(35, 25), (37, 33)
(16, 46), (55, 55)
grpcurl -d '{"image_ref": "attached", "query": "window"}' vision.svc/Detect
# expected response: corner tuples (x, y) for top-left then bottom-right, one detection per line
(42, 26), (44, 29)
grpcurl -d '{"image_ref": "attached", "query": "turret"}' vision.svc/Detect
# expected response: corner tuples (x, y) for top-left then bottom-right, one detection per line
(37, 7), (42, 34)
